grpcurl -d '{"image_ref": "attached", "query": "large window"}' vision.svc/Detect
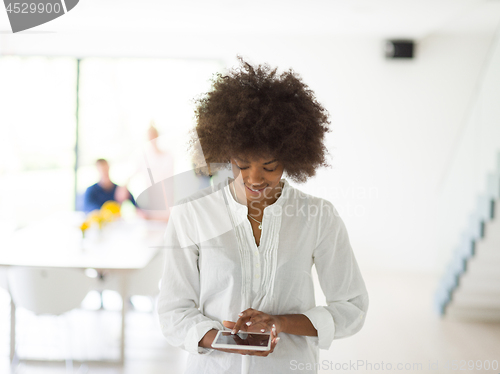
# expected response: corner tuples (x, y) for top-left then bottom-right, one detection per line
(0, 57), (77, 227)
(0, 56), (222, 227)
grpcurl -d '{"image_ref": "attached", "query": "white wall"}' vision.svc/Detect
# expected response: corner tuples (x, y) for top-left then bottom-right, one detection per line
(1, 26), (498, 272)
(435, 33), (500, 272)
(233, 34), (495, 273)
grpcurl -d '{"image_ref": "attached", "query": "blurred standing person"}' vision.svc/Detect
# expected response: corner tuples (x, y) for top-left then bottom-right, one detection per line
(125, 122), (175, 221)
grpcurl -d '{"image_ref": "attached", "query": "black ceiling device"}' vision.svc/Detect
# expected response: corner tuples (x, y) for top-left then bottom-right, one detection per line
(385, 40), (415, 59)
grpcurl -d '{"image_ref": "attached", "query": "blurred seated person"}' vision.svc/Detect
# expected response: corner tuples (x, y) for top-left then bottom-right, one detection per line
(83, 158), (137, 214)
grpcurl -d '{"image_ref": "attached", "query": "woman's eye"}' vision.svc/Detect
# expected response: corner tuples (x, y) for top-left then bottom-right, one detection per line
(236, 165), (276, 172)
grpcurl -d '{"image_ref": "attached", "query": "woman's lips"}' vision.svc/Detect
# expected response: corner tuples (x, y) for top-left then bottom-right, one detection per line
(246, 185), (267, 194)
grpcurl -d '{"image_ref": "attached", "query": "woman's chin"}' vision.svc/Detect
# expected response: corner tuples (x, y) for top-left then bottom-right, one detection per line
(245, 192), (264, 200)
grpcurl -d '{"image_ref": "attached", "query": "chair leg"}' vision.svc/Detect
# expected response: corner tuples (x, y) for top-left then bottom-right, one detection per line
(65, 357), (74, 373)
(10, 297), (14, 361)
(61, 316), (74, 374)
(10, 297), (18, 366)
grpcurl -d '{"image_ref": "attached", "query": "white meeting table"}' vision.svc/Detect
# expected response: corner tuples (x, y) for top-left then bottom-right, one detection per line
(0, 211), (168, 365)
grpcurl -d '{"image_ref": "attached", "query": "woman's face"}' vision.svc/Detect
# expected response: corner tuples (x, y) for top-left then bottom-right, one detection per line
(230, 154), (284, 203)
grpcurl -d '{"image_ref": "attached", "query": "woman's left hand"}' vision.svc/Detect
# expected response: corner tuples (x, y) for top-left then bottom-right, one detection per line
(223, 308), (283, 344)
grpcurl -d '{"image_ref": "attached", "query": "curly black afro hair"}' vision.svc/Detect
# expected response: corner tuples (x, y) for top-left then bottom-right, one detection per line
(187, 57), (332, 183)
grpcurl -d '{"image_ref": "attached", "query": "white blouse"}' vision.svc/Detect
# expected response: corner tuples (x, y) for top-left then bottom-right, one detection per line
(157, 177), (369, 374)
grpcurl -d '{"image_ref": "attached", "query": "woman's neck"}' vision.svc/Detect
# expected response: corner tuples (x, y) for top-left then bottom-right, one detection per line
(231, 178), (283, 215)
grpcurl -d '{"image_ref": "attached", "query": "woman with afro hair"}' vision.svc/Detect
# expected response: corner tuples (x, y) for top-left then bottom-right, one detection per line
(157, 57), (369, 374)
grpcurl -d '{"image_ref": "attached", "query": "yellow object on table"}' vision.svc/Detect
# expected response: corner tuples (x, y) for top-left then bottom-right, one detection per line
(80, 201), (122, 237)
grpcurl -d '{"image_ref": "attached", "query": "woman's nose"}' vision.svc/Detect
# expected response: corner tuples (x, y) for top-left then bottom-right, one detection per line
(246, 168), (265, 185)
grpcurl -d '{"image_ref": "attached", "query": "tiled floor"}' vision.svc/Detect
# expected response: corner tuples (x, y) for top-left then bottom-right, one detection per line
(1, 269), (499, 374)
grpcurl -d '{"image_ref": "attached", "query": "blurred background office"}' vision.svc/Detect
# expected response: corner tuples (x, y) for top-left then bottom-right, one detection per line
(1, 0), (500, 373)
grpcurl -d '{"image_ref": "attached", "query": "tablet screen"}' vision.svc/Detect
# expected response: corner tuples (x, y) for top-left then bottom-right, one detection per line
(214, 331), (270, 347)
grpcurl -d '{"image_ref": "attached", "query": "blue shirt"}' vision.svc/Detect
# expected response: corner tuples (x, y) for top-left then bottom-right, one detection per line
(83, 183), (136, 213)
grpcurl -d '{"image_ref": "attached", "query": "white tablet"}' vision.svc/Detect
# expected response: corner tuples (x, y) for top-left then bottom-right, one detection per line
(211, 330), (272, 351)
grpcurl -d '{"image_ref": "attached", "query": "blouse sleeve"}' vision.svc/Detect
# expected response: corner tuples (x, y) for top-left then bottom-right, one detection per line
(302, 200), (369, 350)
(156, 204), (224, 355)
